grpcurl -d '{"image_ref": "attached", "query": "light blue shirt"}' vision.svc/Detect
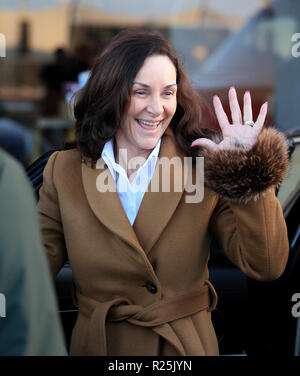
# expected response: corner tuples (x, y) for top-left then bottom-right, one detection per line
(101, 139), (161, 226)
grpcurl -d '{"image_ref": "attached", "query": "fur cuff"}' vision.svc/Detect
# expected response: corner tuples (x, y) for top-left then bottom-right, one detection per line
(198, 127), (289, 204)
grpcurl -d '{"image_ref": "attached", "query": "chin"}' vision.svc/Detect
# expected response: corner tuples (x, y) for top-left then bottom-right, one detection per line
(139, 138), (160, 151)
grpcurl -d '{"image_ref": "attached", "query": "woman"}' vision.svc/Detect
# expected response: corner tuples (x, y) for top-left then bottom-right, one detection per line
(38, 29), (289, 356)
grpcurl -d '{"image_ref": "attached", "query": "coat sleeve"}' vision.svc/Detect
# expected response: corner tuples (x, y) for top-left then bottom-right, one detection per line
(209, 189), (289, 281)
(37, 151), (68, 277)
(205, 127), (290, 281)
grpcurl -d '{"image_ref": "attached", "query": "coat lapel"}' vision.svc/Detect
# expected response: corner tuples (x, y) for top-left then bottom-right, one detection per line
(133, 128), (186, 254)
(81, 127), (186, 257)
(81, 158), (143, 255)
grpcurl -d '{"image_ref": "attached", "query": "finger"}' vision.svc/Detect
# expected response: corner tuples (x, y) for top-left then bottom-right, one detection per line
(243, 91), (253, 123)
(255, 101), (268, 131)
(213, 95), (230, 130)
(229, 86), (242, 124)
(191, 138), (218, 152)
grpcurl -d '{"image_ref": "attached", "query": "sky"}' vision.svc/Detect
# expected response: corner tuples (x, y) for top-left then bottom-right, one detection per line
(0, 0), (263, 19)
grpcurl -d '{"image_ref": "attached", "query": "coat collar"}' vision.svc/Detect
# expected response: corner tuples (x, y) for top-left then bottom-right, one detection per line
(81, 127), (186, 256)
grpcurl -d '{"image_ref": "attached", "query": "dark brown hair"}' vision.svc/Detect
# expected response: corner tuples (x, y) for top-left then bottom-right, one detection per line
(73, 28), (217, 163)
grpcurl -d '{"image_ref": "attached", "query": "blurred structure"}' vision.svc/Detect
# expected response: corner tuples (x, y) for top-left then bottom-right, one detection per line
(192, 6), (274, 126)
(40, 48), (72, 116)
(192, 0), (300, 132)
(40, 46), (92, 116)
(0, 0), (299, 165)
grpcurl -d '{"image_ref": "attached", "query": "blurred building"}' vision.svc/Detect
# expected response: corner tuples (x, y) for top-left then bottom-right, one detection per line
(3, 0), (299, 164)
(0, 1), (259, 92)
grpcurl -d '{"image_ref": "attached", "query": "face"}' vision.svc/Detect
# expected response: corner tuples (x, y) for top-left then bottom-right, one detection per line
(115, 54), (177, 158)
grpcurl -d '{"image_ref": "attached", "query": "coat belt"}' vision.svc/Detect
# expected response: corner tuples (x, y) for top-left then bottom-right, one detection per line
(76, 280), (218, 356)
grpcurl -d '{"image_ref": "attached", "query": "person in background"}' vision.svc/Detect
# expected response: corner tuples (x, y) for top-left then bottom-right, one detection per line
(0, 148), (66, 355)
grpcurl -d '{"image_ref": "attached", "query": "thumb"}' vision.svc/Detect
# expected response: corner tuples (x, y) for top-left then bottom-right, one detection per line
(190, 138), (218, 152)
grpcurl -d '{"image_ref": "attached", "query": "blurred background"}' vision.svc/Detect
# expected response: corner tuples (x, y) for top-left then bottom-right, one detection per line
(0, 0), (299, 169)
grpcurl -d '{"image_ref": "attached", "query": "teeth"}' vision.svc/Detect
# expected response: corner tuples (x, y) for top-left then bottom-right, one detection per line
(138, 120), (161, 127)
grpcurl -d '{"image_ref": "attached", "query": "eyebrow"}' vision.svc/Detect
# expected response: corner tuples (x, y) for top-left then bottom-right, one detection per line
(133, 82), (177, 89)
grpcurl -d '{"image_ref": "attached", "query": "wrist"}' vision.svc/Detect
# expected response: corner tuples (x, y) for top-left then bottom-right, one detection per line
(197, 127), (289, 203)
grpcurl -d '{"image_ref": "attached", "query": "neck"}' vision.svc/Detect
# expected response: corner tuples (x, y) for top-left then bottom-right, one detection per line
(113, 138), (153, 180)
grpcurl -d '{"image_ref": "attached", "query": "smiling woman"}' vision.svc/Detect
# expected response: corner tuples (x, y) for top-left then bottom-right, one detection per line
(115, 55), (178, 170)
(73, 29), (209, 165)
(38, 28), (290, 356)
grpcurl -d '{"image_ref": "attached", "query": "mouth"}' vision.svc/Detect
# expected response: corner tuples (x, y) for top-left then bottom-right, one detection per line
(136, 119), (163, 130)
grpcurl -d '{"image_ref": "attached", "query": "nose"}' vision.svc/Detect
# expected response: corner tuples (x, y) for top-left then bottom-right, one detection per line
(146, 94), (164, 116)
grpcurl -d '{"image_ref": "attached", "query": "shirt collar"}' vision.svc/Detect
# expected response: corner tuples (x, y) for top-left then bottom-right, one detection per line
(101, 137), (161, 178)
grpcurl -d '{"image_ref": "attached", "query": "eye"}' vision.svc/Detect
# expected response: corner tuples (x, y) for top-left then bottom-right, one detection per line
(163, 91), (175, 96)
(135, 90), (147, 96)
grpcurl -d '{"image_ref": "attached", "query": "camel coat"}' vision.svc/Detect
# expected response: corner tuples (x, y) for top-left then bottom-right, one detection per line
(38, 126), (289, 356)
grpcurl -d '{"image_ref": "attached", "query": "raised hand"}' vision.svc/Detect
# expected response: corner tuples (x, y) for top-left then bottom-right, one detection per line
(191, 87), (268, 152)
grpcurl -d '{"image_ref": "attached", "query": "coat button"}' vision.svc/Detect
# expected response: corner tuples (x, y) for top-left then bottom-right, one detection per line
(145, 281), (158, 294)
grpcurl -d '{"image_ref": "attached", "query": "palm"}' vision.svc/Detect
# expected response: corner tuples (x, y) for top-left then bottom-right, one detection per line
(191, 87), (268, 152)
(219, 123), (257, 150)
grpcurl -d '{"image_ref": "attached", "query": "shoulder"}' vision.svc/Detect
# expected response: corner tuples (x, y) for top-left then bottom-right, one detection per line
(46, 148), (82, 172)
(44, 148), (83, 188)
(49, 148), (82, 167)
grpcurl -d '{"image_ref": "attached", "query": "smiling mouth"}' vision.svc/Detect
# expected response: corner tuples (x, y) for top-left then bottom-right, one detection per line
(136, 119), (163, 129)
